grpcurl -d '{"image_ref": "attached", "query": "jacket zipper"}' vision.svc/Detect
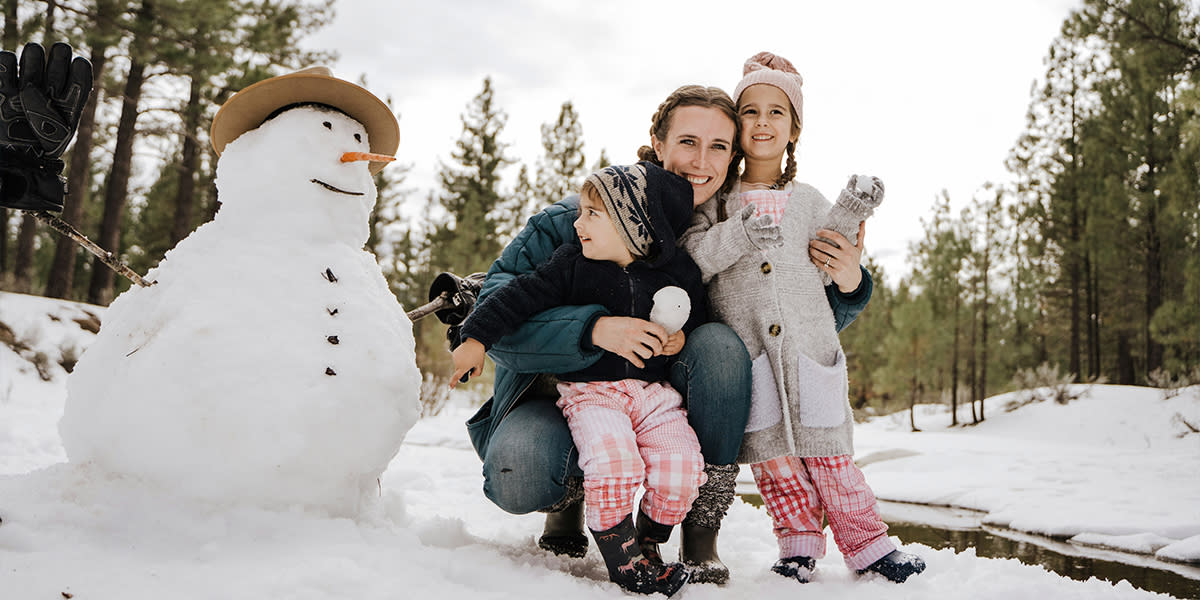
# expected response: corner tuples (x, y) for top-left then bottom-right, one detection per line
(626, 267), (636, 379)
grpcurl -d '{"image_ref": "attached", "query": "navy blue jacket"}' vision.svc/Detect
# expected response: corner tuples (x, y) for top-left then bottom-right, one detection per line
(459, 240), (707, 384)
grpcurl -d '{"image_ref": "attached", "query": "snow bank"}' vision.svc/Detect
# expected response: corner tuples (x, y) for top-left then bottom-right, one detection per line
(2, 290), (1196, 598)
(857, 387), (1200, 563)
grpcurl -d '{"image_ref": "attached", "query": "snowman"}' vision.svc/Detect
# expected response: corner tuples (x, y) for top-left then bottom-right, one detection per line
(58, 67), (421, 517)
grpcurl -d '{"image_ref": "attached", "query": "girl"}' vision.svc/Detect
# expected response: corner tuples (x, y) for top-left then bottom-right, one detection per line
(680, 52), (926, 584)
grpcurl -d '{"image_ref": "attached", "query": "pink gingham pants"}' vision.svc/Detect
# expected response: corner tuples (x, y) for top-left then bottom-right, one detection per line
(751, 455), (896, 570)
(557, 379), (706, 531)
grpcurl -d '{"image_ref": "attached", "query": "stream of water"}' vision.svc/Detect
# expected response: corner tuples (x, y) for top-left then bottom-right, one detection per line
(739, 496), (1200, 598)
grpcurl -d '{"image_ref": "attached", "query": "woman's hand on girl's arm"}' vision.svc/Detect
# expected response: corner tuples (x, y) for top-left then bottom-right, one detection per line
(591, 316), (668, 368)
(810, 222), (866, 293)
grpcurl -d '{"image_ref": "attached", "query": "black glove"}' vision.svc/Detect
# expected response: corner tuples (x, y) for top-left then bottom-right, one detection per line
(445, 324), (465, 352)
(427, 271), (486, 326)
(0, 150), (66, 211)
(0, 42), (92, 212)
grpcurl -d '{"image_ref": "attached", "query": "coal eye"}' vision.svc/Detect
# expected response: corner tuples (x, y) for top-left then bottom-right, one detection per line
(354, 133), (362, 142)
(323, 121), (332, 129)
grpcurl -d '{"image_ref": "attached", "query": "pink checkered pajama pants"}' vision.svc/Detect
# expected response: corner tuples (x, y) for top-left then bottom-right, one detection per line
(557, 379), (706, 531)
(751, 455), (896, 570)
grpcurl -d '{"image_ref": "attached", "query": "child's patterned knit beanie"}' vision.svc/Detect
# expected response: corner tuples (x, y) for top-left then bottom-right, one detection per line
(586, 163), (657, 259)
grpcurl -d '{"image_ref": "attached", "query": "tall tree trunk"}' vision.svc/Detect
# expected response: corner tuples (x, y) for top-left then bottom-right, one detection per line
(1140, 88), (1164, 380)
(1068, 259), (1082, 380)
(45, 45), (108, 299)
(1117, 331), (1135, 385)
(43, 0), (57, 42)
(968, 302), (979, 424)
(1144, 193), (1163, 380)
(979, 204), (992, 422)
(950, 293), (959, 426)
(1087, 251), (1100, 380)
(11, 0), (60, 291)
(909, 380), (920, 432)
(0, 0), (16, 275)
(171, 76), (203, 244)
(1034, 291), (1048, 365)
(12, 214), (38, 291)
(87, 55), (147, 305)
(1067, 68), (1083, 383)
(979, 296), (988, 423)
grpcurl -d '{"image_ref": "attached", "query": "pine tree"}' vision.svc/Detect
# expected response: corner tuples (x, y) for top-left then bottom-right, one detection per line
(420, 77), (513, 388)
(86, 0), (155, 305)
(973, 184), (1008, 417)
(909, 192), (969, 423)
(367, 90), (418, 311)
(874, 280), (932, 431)
(592, 148), (611, 171)
(534, 101), (586, 206)
(504, 164), (537, 239)
(1008, 28), (1100, 382)
(11, 0), (68, 293)
(44, 0), (121, 300)
(126, 0), (335, 278)
(1149, 85), (1200, 372)
(839, 255), (892, 414)
(1075, 0), (1200, 379)
(428, 77), (511, 277)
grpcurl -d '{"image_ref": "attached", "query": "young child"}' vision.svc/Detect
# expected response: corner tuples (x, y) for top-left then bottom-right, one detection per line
(680, 51), (926, 584)
(450, 162), (706, 597)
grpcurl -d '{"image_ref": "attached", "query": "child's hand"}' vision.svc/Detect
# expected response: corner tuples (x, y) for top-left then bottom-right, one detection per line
(449, 338), (486, 389)
(592, 316), (668, 368)
(739, 203), (783, 250)
(847, 174), (885, 205)
(660, 330), (686, 356)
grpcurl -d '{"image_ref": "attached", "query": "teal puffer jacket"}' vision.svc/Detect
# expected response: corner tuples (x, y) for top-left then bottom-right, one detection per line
(466, 196), (604, 460)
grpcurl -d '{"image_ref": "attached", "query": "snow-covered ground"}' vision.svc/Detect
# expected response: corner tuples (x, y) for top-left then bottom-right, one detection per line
(857, 390), (1200, 563)
(2, 290), (1199, 599)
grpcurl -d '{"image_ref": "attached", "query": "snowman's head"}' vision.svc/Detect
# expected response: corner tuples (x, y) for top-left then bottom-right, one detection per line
(214, 105), (380, 245)
(211, 66), (399, 175)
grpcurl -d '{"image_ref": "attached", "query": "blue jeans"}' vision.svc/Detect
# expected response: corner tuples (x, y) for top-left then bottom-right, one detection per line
(482, 322), (752, 514)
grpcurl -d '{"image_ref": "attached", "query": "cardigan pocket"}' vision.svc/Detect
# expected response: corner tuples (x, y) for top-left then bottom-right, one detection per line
(796, 349), (848, 428)
(745, 353), (783, 433)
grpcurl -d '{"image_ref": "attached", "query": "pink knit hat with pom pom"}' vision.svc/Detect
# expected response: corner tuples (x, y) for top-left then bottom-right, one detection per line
(732, 51), (804, 128)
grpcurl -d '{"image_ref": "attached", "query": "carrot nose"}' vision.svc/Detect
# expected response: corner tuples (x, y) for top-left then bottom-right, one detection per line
(340, 151), (396, 164)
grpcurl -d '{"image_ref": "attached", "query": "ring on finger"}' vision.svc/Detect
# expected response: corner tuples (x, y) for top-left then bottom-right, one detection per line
(824, 258), (831, 268)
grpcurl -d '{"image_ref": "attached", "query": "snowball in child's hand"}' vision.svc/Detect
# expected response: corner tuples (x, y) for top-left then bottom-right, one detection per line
(649, 286), (691, 335)
(855, 175), (878, 195)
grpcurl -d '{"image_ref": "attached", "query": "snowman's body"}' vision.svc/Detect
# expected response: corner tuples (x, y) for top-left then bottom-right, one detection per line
(60, 107), (420, 516)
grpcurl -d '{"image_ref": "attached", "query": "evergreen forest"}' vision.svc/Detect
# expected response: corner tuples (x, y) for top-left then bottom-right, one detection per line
(2, 0), (1197, 421)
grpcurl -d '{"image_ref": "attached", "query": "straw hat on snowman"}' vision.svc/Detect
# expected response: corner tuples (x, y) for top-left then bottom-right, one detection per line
(210, 66), (399, 174)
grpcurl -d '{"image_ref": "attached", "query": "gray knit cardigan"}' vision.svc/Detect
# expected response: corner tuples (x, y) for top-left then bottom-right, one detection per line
(680, 180), (854, 463)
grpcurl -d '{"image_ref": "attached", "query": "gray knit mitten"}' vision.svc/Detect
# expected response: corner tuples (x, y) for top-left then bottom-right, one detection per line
(817, 174), (883, 285)
(740, 203), (783, 251)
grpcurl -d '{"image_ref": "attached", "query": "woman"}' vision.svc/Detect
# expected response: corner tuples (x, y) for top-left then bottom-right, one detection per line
(465, 84), (871, 585)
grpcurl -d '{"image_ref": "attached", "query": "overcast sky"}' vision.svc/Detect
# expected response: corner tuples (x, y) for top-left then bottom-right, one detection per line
(302, 0), (1082, 284)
